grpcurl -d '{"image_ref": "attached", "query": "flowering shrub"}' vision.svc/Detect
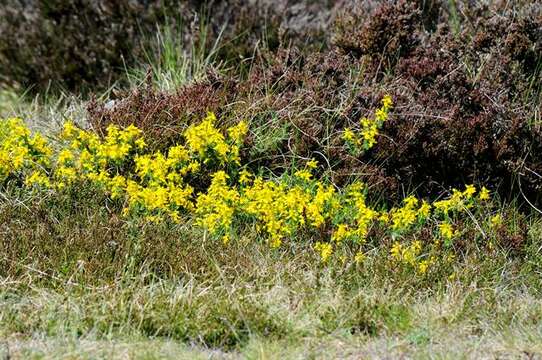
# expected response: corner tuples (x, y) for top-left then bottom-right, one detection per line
(0, 118), (52, 185)
(343, 95), (393, 153)
(0, 114), (504, 276)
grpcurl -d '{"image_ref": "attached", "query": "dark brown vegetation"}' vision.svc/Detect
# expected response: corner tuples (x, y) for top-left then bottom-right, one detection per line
(0, 0), (175, 91)
(1, 0), (541, 201)
(87, 74), (237, 149)
(0, 0), (338, 92)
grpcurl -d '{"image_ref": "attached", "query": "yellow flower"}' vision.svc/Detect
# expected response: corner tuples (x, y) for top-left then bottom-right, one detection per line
(239, 169), (252, 185)
(61, 120), (79, 140)
(270, 236), (282, 248)
(390, 242), (402, 260)
(58, 149), (74, 165)
(108, 175), (126, 199)
(391, 205), (417, 232)
(439, 222), (454, 240)
(315, 242), (333, 262)
(227, 120), (249, 144)
(306, 183), (335, 228)
(375, 108), (388, 122)
(360, 118), (378, 148)
(135, 138), (146, 150)
(168, 145), (189, 165)
(354, 251), (366, 264)
(55, 165), (77, 186)
(294, 169), (312, 182)
(417, 201), (431, 219)
(479, 186), (490, 201)
(490, 214), (503, 228)
(402, 240), (422, 265)
(205, 112), (217, 122)
(463, 184), (476, 198)
(222, 234), (230, 245)
(25, 170), (51, 188)
(417, 260), (429, 274)
(306, 158), (318, 169)
(332, 224), (352, 243)
(343, 96), (392, 153)
(342, 128), (356, 143)
(195, 171), (239, 237)
(403, 195), (418, 208)
(381, 95), (393, 110)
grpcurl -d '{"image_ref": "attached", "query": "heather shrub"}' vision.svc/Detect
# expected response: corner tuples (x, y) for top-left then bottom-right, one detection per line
(206, 0), (341, 64)
(87, 74), (237, 150)
(86, 0), (541, 202)
(368, 6), (542, 197)
(333, 0), (423, 64)
(0, 0), (191, 92)
(331, 1), (541, 199)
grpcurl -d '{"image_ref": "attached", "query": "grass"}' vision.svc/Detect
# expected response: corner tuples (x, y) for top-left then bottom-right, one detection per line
(0, 86), (90, 135)
(126, 16), (223, 91)
(4, 333), (542, 359)
(1, 242), (542, 358)
(1, 181), (542, 358)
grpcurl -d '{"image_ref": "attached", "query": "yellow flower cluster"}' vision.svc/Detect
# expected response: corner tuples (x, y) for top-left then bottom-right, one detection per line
(0, 114), (247, 223)
(313, 183), (492, 271)
(433, 185), (478, 215)
(0, 118), (52, 185)
(239, 170), (337, 248)
(390, 240), (435, 275)
(432, 184), (489, 245)
(0, 115), (499, 273)
(343, 95), (393, 152)
(184, 112), (248, 164)
(196, 171), (239, 241)
(388, 196), (431, 233)
(383, 184), (494, 273)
